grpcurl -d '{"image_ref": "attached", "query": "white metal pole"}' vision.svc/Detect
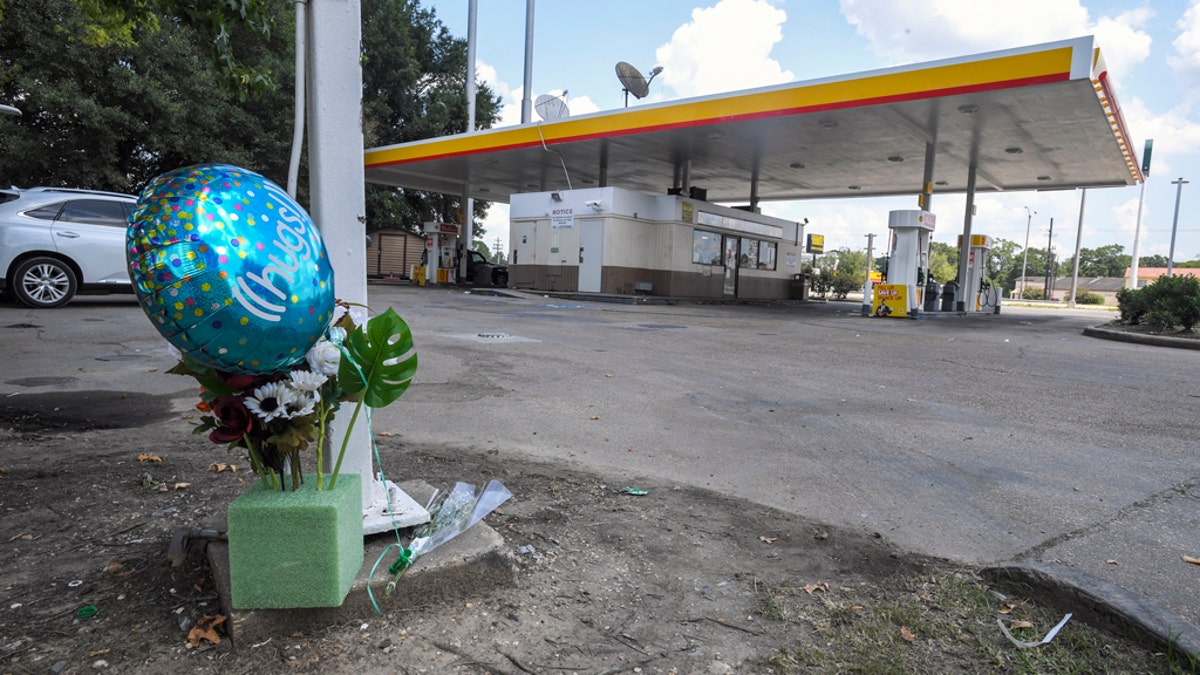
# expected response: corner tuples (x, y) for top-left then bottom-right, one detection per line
(955, 166), (977, 311)
(1128, 179), (1147, 289)
(1068, 189), (1086, 308)
(308, 0), (426, 532)
(521, 0), (535, 124)
(460, 0), (478, 277)
(286, 0), (307, 197)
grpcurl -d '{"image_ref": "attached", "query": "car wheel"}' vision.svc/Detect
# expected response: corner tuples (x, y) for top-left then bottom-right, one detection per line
(493, 270), (509, 287)
(12, 256), (78, 308)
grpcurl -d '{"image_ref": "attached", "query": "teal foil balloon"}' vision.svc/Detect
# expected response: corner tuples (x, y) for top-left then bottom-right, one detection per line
(127, 164), (336, 374)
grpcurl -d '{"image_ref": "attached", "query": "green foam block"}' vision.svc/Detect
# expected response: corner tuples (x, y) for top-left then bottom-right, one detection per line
(227, 473), (363, 609)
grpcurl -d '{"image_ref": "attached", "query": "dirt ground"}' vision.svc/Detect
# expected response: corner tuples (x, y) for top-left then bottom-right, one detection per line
(0, 388), (1174, 674)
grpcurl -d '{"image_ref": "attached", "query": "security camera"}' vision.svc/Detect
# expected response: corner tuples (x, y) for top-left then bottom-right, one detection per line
(585, 199), (602, 210)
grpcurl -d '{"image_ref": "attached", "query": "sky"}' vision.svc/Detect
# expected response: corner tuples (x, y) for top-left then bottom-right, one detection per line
(420, 0), (1200, 267)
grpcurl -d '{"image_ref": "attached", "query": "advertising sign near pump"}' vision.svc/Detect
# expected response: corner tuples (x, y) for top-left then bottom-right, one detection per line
(872, 284), (908, 317)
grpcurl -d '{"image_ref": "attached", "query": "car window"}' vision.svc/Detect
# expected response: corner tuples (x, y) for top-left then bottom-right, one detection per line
(57, 199), (129, 228)
(471, 251), (486, 264)
(25, 202), (65, 220)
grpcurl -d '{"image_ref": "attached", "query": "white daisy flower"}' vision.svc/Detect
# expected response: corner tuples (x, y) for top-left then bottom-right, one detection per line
(288, 369), (328, 392)
(245, 381), (294, 422)
(283, 391), (317, 418)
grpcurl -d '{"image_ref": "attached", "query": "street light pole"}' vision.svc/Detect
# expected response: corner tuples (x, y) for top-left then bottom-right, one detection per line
(1020, 206), (1035, 298)
(1168, 177), (1188, 277)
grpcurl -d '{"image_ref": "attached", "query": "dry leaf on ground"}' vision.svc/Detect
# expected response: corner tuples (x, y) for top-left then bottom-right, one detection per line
(186, 614), (226, 648)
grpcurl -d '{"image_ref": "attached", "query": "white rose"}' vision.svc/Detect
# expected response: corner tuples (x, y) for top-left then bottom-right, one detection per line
(305, 340), (341, 376)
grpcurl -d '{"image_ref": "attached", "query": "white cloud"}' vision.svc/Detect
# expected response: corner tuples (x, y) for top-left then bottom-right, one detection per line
(1170, 1), (1200, 87)
(655, 0), (793, 98)
(476, 59), (522, 127)
(838, 0), (1151, 78)
(1120, 95), (1200, 174)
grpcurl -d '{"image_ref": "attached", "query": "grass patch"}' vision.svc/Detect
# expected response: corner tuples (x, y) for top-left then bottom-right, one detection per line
(752, 572), (1197, 674)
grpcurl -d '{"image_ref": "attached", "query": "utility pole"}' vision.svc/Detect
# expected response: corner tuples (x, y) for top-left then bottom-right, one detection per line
(1169, 177), (1188, 277)
(1043, 217), (1054, 299)
(860, 233), (876, 317)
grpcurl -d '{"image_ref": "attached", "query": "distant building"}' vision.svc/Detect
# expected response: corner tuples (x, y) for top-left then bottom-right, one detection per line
(1014, 276), (1126, 304)
(1124, 267), (1200, 288)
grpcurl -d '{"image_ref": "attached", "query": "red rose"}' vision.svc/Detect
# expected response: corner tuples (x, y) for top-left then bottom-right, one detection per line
(219, 372), (259, 392)
(209, 397), (254, 444)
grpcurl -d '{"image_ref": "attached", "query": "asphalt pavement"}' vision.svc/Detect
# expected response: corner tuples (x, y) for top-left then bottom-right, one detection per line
(2, 287), (1197, 653)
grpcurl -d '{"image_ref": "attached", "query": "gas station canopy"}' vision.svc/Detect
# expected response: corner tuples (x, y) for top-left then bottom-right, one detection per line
(363, 36), (1140, 204)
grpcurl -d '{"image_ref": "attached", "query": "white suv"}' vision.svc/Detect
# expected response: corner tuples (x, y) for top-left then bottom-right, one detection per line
(0, 187), (137, 308)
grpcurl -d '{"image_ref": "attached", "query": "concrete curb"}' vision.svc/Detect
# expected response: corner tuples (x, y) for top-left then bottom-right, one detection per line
(982, 562), (1200, 661)
(206, 480), (517, 647)
(1083, 325), (1200, 350)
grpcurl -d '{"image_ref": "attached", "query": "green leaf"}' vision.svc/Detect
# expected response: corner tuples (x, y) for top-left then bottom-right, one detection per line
(337, 307), (417, 408)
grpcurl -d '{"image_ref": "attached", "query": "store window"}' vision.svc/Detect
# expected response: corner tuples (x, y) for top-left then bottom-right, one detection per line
(691, 230), (722, 265)
(758, 241), (777, 270)
(740, 238), (759, 267)
(695, 230), (777, 270)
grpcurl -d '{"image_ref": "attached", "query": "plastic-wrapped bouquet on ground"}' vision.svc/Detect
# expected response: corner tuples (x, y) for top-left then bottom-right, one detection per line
(385, 480), (512, 595)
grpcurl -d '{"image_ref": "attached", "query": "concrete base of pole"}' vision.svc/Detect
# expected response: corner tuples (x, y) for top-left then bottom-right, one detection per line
(363, 478), (430, 535)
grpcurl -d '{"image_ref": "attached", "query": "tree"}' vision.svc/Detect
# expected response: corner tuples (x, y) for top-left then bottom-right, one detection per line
(832, 247), (868, 286)
(0, 0), (294, 193)
(928, 241), (958, 283)
(361, 0), (502, 241)
(1140, 254), (1170, 268)
(1060, 244), (1130, 278)
(73, 0), (280, 99)
(985, 238), (1020, 287)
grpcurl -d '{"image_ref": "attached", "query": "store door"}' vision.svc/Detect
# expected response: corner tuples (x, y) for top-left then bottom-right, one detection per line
(579, 220), (603, 292)
(723, 235), (739, 297)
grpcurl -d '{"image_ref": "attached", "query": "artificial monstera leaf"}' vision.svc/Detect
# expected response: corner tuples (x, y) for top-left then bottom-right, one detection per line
(338, 307), (417, 408)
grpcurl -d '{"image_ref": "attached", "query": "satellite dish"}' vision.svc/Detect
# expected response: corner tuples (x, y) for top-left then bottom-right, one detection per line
(616, 61), (650, 100)
(535, 93), (569, 121)
(615, 62), (663, 107)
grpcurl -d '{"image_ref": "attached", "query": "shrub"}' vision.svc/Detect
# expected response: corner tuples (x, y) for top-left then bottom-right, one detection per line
(1020, 287), (1045, 300)
(831, 274), (861, 300)
(1075, 291), (1105, 305)
(1141, 275), (1200, 331)
(1116, 286), (1146, 323)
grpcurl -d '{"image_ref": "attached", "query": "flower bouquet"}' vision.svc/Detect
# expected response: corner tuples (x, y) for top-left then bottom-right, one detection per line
(384, 480), (512, 596)
(176, 301), (417, 491)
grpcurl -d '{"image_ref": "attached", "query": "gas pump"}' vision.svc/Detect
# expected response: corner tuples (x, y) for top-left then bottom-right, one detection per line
(958, 234), (1001, 313)
(873, 210), (935, 317)
(422, 222), (461, 285)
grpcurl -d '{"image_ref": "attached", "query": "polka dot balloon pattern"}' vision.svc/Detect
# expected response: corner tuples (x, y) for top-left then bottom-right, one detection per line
(126, 164), (336, 374)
